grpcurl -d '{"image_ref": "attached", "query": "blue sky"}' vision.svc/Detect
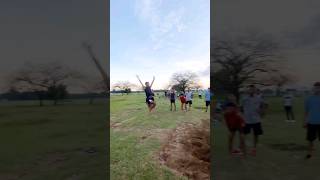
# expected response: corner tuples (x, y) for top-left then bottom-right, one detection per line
(110, 0), (210, 90)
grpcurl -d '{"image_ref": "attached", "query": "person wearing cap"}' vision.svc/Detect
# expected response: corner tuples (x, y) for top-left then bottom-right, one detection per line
(304, 82), (320, 159)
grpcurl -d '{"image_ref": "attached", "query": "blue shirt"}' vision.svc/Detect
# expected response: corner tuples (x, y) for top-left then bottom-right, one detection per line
(204, 90), (211, 101)
(305, 95), (320, 124)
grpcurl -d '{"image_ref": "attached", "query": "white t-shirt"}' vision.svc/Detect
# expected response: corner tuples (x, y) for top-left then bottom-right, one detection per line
(186, 92), (193, 101)
(241, 95), (265, 124)
(283, 94), (293, 106)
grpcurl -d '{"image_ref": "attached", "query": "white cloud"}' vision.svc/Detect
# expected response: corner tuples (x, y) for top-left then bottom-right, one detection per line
(134, 0), (187, 50)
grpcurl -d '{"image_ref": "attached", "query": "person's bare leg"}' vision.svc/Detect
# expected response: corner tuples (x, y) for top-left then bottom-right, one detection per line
(307, 141), (314, 159)
(170, 103), (173, 111)
(148, 104), (152, 112)
(254, 134), (258, 149)
(240, 133), (246, 156)
(228, 132), (235, 154)
(150, 103), (156, 112)
(174, 103), (176, 111)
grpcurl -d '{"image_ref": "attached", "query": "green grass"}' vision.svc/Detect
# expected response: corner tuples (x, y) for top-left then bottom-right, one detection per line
(0, 99), (108, 180)
(110, 93), (209, 180)
(213, 96), (320, 180)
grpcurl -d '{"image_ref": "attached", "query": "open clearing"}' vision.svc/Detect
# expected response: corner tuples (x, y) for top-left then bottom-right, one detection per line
(0, 99), (108, 180)
(110, 93), (210, 180)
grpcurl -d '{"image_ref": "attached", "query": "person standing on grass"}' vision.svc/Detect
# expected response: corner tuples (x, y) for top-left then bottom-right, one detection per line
(223, 94), (246, 156)
(136, 75), (156, 112)
(240, 85), (266, 156)
(198, 89), (203, 99)
(169, 88), (177, 111)
(185, 88), (193, 111)
(283, 90), (295, 122)
(204, 87), (211, 112)
(179, 93), (187, 111)
(304, 82), (320, 159)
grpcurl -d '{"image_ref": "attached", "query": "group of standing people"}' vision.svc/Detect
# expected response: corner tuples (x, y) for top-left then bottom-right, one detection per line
(136, 75), (211, 113)
(222, 85), (265, 157)
(220, 82), (320, 159)
(166, 88), (211, 112)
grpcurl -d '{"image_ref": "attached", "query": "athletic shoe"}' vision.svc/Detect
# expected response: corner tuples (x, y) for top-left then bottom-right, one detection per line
(231, 149), (243, 156)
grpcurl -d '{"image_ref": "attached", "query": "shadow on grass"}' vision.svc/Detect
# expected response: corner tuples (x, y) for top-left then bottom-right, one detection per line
(1, 118), (53, 127)
(193, 106), (206, 110)
(268, 143), (308, 151)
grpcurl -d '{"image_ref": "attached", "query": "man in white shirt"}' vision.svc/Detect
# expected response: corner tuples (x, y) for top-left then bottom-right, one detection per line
(283, 90), (295, 122)
(240, 85), (266, 156)
(186, 88), (193, 111)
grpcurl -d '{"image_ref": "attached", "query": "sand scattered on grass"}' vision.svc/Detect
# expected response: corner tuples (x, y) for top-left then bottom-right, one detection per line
(159, 119), (210, 180)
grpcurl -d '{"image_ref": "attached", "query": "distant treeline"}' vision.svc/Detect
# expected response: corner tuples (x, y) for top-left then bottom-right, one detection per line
(111, 89), (166, 94)
(0, 91), (106, 101)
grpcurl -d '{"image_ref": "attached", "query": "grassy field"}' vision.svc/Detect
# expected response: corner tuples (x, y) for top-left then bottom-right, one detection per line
(0, 99), (108, 180)
(110, 93), (210, 180)
(213, 96), (320, 180)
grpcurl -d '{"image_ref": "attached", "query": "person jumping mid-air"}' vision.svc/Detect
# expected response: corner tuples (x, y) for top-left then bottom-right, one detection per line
(136, 75), (156, 112)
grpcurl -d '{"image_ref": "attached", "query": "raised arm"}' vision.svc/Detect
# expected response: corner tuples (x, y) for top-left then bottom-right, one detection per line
(150, 76), (155, 87)
(136, 75), (145, 89)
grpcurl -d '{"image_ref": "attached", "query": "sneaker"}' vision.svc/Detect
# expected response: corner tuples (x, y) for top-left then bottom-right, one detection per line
(231, 149), (243, 156)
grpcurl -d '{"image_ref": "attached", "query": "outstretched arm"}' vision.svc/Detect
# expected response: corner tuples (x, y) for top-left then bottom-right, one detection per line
(136, 75), (145, 89)
(150, 76), (155, 87)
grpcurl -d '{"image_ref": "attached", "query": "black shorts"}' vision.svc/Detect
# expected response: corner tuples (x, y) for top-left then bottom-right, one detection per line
(146, 97), (155, 105)
(284, 106), (292, 111)
(307, 124), (320, 141)
(170, 99), (175, 103)
(244, 123), (263, 136)
(206, 101), (210, 106)
(186, 101), (192, 105)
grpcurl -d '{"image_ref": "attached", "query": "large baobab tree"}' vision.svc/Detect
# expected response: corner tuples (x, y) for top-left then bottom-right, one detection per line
(10, 61), (73, 106)
(170, 71), (200, 93)
(212, 32), (289, 102)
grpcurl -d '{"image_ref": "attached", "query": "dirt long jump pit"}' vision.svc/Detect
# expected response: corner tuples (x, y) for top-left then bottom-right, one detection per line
(159, 119), (210, 180)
